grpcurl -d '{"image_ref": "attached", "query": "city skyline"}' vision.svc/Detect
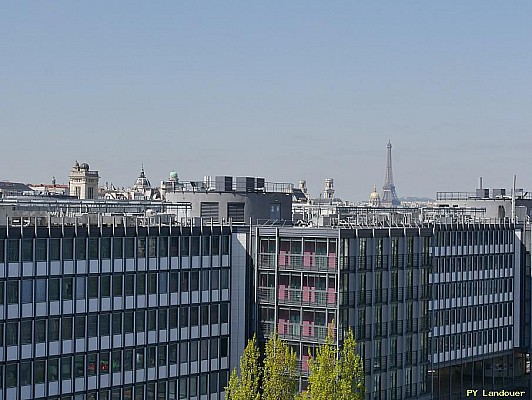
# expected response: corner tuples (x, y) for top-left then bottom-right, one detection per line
(1, 2), (531, 200)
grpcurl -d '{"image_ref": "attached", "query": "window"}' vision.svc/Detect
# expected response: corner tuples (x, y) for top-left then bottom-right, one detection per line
(6, 322), (18, 346)
(76, 238), (86, 260)
(124, 311), (134, 333)
(21, 320), (32, 344)
(159, 272), (168, 294)
(62, 317), (73, 340)
(75, 355), (85, 378)
(88, 315), (99, 338)
(190, 341), (198, 362)
(7, 280), (18, 304)
(50, 239), (60, 261)
(158, 344), (167, 366)
(179, 342), (188, 363)
(49, 318), (60, 341)
(201, 305), (209, 326)
(113, 238), (123, 259)
(88, 276), (99, 298)
(35, 360), (46, 383)
(146, 237), (156, 258)
(159, 309), (167, 330)
(221, 269), (229, 289)
(35, 278), (46, 302)
(137, 238), (146, 258)
(136, 310), (145, 332)
(101, 238), (111, 259)
(88, 353), (97, 376)
(6, 364), (17, 388)
(179, 307), (188, 328)
(21, 361), (33, 386)
(49, 278), (60, 301)
(148, 310), (157, 331)
(201, 270), (210, 291)
(125, 274), (134, 296)
(63, 277), (73, 300)
(62, 356), (72, 380)
(170, 237), (179, 257)
(211, 269), (219, 290)
(76, 276), (86, 299)
(148, 273), (157, 295)
(212, 236), (220, 255)
(100, 352), (109, 374)
(88, 238), (99, 260)
(48, 358), (59, 382)
(211, 304), (219, 324)
(21, 239), (33, 262)
(160, 237), (168, 258)
(113, 313), (122, 335)
(180, 271), (189, 292)
(113, 275), (123, 297)
(181, 237), (189, 256)
(35, 319), (46, 343)
(112, 350), (121, 373)
(21, 279), (33, 303)
(125, 238), (135, 259)
(210, 338), (218, 358)
(170, 272), (178, 293)
(202, 236), (211, 256)
(7, 240), (19, 263)
(62, 239), (74, 260)
(124, 349), (133, 371)
(136, 348), (144, 370)
(147, 346), (156, 368)
(101, 275), (111, 297)
(191, 271), (199, 291)
(100, 314), (110, 336)
(75, 316), (86, 339)
(137, 274), (146, 295)
(222, 236), (230, 255)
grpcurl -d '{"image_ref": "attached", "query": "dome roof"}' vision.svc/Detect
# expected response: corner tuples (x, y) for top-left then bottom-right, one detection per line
(369, 185), (380, 200)
(80, 163), (90, 170)
(169, 171), (178, 181)
(133, 165), (151, 190)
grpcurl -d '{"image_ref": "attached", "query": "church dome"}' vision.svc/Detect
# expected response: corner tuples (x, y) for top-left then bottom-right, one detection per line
(369, 185), (381, 206)
(133, 165), (151, 190)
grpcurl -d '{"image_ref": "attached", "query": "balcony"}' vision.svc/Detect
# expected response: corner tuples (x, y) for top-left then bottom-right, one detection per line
(258, 287), (275, 303)
(279, 253), (337, 272)
(278, 286), (337, 308)
(277, 321), (336, 343)
(258, 254), (275, 269)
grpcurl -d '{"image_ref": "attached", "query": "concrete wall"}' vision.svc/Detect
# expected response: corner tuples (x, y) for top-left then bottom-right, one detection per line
(165, 191), (292, 223)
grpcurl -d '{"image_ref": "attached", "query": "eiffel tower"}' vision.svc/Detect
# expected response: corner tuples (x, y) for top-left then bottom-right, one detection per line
(381, 140), (401, 207)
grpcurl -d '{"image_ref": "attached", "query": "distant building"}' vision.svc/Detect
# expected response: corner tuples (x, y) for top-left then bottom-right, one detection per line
(69, 161), (99, 200)
(29, 177), (69, 196)
(369, 185), (381, 207)
(0, 181), (32, 198)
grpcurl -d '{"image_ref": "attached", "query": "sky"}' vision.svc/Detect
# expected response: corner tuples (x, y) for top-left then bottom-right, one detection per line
(1, 1), (531, 201)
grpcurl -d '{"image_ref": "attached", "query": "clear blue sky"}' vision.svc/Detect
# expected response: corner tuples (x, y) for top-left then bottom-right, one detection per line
(1, 1), (531, 200)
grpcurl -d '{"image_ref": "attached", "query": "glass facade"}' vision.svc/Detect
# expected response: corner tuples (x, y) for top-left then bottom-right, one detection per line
(0, 226), (232, 400)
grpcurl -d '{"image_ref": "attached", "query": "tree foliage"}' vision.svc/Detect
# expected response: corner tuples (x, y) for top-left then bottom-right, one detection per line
(226, 329), (363, 400)
(226, 334), (261, 400)
(304, 328), (364, 400)
(262, 332), (298, 400)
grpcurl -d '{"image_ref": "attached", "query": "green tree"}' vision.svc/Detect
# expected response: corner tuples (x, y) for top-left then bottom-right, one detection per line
(262, 332), (299, 400)
(226, 334), (261, 400)
(337, 329), (365, 400)
(304, 327), (364, 400)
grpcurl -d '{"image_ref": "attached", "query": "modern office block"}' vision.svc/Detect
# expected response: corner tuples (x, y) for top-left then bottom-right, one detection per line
(0, 220), (235, 400)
